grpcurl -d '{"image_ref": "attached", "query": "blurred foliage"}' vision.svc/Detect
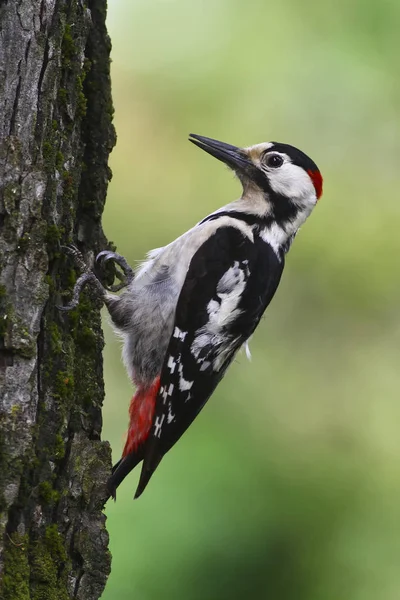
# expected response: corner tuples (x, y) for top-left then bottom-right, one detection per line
(101, 0), (400, 598)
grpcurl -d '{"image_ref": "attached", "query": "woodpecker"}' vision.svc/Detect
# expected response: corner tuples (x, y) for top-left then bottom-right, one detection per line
(60, 134), (323, 499)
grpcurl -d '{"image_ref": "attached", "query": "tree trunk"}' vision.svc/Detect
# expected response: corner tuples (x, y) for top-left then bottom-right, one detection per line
(0, 1), (115, 598)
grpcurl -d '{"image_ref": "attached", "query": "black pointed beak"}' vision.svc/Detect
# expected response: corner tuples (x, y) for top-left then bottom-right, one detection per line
(189, 134), (251, 172)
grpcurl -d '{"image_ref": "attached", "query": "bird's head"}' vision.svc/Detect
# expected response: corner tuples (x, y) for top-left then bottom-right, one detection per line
(189, 134), (323, 222)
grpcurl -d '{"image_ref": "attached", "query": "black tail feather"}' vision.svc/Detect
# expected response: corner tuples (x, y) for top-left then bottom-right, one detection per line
(133, 467), (153, 500)
(134, 454), (162, 499)
(106, 452), (143, 501)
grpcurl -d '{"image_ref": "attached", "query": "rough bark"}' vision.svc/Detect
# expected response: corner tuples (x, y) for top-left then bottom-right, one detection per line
(0, 1), (115, 598)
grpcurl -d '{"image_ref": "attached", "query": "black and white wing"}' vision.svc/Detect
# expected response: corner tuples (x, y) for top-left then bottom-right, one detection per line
(135, 225), (284, 497)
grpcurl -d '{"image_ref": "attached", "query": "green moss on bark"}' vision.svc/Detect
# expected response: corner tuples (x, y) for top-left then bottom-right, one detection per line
(38, 481), (61, 504)
(30, 526), (70, 600)
(0, 534), (30, 600)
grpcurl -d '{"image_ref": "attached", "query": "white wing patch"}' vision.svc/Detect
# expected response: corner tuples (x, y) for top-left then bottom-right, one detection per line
(191, 260), (249, 371)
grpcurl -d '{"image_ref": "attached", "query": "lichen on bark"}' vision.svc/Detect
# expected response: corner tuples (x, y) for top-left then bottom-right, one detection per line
(0, 1), (116, 598)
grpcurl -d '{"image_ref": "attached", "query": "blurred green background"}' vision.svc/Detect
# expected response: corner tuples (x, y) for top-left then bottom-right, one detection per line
(101, 1), (400, 598)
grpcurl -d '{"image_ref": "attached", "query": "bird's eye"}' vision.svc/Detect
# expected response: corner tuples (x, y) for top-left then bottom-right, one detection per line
(265, 153), (284, 168)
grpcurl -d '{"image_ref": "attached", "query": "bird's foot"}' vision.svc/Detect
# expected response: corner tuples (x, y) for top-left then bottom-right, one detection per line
(58, 245), (107, 311)
(96, 250), (134, 292)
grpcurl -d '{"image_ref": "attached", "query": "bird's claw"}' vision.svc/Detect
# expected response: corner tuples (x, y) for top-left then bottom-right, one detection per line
(96, 250), (118, 264)
(57, 245), (107, 311)
(96, 250), (134, 292)
(60, 244), (90, 273)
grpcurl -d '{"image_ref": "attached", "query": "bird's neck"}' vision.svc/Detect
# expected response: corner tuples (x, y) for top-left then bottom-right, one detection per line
(224, 189), (312, 255)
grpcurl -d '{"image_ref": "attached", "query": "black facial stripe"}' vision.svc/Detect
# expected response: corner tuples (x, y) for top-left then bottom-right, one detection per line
(249, 167), (299, 223)
(199, 210), (275, 229)
(200, 196), (298, 229)
(269, 194), (299, 223)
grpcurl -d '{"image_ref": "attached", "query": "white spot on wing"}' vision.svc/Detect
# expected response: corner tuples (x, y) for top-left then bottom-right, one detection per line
(173, 327), (187, 341)
(177, 364), (194, 392)
(167, 355), (176, 373)
(161, 386), (168, 403)
(154, 414), (165, 437)
(160, 383), (174, 403)
(167, 402), (175, 424)
(179, 376), (193, 392)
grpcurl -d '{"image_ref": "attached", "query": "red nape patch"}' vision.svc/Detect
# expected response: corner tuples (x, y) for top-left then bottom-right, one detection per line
(307, 169), (323, 200)
(122, 376), (161, 457)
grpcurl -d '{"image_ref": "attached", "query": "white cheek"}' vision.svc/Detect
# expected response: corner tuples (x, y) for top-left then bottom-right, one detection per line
(268, 163), (316, 203)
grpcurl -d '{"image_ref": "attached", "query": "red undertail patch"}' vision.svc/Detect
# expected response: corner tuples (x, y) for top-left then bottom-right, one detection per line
(122, 376), (161, 457)
(307, 169), (323, 200)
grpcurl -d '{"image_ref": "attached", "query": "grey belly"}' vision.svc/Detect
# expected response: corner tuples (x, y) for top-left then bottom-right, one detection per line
(120, 276), (179, 385)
